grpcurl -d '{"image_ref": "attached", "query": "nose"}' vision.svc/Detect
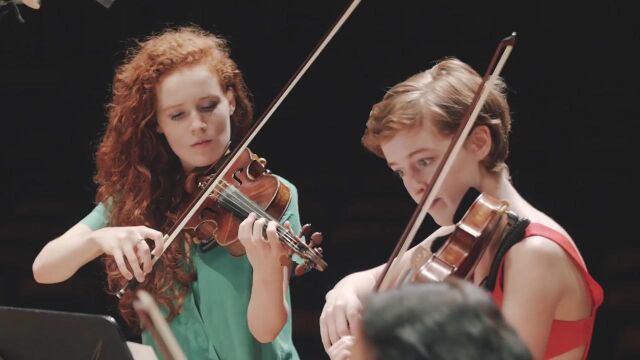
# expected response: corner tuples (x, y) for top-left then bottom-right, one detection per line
(190, 112), (207, 133)
(405, 169), (427, 202)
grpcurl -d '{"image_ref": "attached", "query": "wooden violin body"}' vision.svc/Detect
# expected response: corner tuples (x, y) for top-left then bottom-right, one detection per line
(181, 148), (289, 256)
(170, 147), (326, 272)
(409, 192), (510, 284)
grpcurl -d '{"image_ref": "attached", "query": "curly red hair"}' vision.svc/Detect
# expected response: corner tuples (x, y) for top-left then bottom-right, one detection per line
(94, 26), (253, 329)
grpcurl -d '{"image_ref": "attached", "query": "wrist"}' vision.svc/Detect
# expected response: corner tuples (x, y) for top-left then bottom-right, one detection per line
(86, 230), (104, 257)
(253, 263), (284, 282)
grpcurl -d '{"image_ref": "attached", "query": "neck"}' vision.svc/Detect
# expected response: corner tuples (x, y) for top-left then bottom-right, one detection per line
(472, 167), (530, 283)
(477, 168), (524, 210)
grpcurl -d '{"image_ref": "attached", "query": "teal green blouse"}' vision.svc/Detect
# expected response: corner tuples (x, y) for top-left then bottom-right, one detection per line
(81, 177), (301, 360)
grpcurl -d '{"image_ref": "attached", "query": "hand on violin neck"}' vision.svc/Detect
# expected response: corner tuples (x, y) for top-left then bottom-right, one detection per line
(238, 212), (290, 274)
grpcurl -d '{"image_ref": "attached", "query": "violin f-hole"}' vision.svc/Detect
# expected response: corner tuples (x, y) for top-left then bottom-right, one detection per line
(232, 169), (243, 185)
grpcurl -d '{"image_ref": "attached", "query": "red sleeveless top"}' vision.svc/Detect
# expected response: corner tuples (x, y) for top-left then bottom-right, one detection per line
(491, 223), (604, 359)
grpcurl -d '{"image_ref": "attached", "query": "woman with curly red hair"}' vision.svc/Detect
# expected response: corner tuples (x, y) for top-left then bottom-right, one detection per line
(32, 26), (302, 360)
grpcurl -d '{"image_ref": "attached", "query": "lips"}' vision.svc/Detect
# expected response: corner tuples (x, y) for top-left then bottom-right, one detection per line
(191, 139), (211, 147)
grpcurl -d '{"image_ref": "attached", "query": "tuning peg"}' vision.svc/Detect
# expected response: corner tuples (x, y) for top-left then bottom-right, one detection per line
(299, 223), (313, 239)
(310, 232), (323, 247)
(294, 263), (311, 277)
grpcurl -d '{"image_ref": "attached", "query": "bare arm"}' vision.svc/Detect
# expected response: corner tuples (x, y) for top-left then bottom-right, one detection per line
(320, 225), (454, 352)
(501, 237), (567, 359)
(32, 222), (102, 283)
(240, 215), (291, 343)
(33, 223), (164, 284)
(247, 261), (290, 343)
(329, 264), (385, 300)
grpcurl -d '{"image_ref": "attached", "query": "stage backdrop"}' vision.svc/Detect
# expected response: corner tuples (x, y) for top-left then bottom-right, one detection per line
(1, 1), (637, 359)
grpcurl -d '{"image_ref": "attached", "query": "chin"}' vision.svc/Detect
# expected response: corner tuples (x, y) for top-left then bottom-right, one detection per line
(431, 203), (456, 226)
(196, 155), (221, 167)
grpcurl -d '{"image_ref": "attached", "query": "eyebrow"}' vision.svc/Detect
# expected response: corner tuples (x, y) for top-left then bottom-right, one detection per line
(160, 95), (221, 113)
(387, 147), (434, 167)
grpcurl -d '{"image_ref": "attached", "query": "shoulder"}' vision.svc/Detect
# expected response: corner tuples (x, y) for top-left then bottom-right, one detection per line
(507, 235), (568, 268)
(276, 175), (298, 196)
(503, 235), (571, 296)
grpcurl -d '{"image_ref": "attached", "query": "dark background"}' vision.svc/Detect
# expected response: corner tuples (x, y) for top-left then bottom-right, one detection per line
(1, 0), (638, 359)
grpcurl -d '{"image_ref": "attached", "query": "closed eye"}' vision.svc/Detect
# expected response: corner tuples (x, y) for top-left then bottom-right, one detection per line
(170, 111), (185, 120)
(200, 101), (219, 112)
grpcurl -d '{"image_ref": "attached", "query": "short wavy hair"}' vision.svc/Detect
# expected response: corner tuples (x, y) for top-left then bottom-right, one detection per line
(362, 58), (512, 174)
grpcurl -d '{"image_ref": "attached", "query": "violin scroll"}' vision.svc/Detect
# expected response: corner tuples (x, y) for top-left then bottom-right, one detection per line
(293, 223), (326, 276)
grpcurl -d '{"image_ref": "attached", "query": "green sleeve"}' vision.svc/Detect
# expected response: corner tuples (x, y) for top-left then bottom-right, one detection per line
(278, 177), (302, 236)
(277, 177), (306, 266)
(80, 202), (110, 231)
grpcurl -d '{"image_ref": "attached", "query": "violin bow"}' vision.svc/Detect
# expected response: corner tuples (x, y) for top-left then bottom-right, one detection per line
(118, 0), (361, 297)
(375, 33), (517, 292)
(133, 290), (188, 360)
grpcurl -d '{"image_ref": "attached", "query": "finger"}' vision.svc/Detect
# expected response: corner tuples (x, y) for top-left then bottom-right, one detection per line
(112, 248), (133, 280)
(328, 310), (341, 349)
(238, 212), (256, 246)
(139, 227), (165, 257)
(278, 221), (295, 255)
(328, 337), (354, 360)
(347, 310), (362, 337)
(123, 244), (145, 283)
(320, 312), (332, 352)
(252, 217), (268, 244)
(338, 337), (356, 360)
(335, 306), (351, 338)
(136, 241), (153, 274)
(266, 221), (282, 256)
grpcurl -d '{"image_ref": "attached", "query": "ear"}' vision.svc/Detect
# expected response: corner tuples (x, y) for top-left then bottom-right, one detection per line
(465, 125), (492, 160)
(226, 88), (236, 116)
(156, 122), (164, 134)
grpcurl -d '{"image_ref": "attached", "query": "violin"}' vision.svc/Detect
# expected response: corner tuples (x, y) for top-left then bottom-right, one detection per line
(375, 33), (518, 292)
(173, 147), (327, 273)
(408, 191), (511, 284)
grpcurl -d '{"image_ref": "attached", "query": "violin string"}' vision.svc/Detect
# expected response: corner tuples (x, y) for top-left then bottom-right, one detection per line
(201, 183), (317, 267)
(202, 180), (309, 255)
(220, 185), (305, 252)
(204, 179), (307, 255)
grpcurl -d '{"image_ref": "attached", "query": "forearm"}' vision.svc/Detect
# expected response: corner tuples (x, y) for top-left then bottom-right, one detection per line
(247, 266), (288, 343)
(330, 264), (385, 301)
(32, 224), (102, 283)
